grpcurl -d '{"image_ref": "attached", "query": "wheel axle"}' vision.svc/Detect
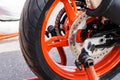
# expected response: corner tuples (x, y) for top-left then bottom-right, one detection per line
(75, 48), (98, 80)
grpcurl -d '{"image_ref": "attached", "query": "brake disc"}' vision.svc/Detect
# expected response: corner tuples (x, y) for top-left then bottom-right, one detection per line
(68, 12), (113, 63)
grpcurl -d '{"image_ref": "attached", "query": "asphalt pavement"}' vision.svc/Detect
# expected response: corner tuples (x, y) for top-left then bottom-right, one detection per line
(0, 37), (35, 80)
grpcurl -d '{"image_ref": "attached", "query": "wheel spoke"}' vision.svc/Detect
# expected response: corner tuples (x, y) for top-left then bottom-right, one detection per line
(60, 0), (78, 24)
(46, 36), (68, 51)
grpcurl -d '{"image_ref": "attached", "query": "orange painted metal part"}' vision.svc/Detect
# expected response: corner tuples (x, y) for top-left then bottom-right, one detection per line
(24, 77), (40, 80)
(46, 36), (68, 51)
(41, 0), (120, 79)
(57, 47), (67, 65)
(46, 35), (67, 65)
(76, 29), (83, 42)
(60, 0), (78, 25)
(0, 33), (18, 40)
(86, 66), (98, 80)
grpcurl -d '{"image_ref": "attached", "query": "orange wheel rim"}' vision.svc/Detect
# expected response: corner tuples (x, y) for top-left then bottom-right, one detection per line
(41, 0), (120, 79)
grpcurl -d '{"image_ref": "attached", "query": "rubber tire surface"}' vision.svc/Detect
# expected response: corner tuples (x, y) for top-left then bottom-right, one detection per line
(19, 0), (120, 80)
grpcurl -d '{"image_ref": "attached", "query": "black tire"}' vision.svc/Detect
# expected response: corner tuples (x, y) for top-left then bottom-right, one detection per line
(19, 0), (120, 80)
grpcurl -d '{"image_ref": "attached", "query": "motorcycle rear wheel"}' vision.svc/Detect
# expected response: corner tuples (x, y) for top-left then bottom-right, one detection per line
(19, 0), (120, 80)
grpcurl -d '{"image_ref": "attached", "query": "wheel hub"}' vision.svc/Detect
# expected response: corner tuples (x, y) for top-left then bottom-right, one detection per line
(68, 12), (113, 63)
